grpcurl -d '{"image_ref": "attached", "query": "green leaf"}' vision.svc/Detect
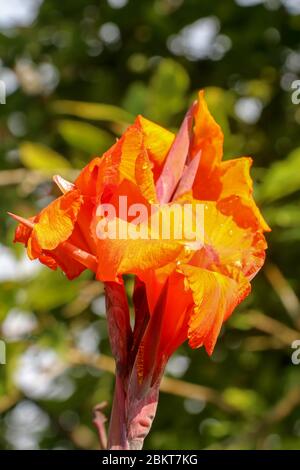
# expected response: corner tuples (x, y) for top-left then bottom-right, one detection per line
(122, 81), (148, 116)
(259, 147), (300, 202)
(19, 142), (71, 171)
(263, 203), (300, 228)
(25, 269), (91, 311)
(223, 387), (265, 414)
(146, 59), (190, 124)
(57, 119), (114, 154)
(52, 100), (134, 125)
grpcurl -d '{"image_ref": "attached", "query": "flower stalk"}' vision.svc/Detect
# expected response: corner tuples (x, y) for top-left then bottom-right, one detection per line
(10, 89), (269, 451)
(105, 281), (161, 450)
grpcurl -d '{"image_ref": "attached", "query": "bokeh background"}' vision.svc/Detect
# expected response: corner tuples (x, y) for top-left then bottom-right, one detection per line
(1, 0), (300, 450)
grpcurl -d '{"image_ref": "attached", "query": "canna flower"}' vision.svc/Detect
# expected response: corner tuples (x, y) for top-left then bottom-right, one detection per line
(10, 90), (270, 450)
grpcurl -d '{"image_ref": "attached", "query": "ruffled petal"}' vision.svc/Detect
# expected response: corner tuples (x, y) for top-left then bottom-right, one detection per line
(179, 264), (250, 354)
(176, 195), (267, 281)
(13, 216), (87, 280)
(189, 94), (269, 233)
(39, 249), (86, 280)
(216, 157), (270, 232)
(14, 216), (36, 244)
(136, 115), (174, 180)
(191, 90), (224, 200)
(119, 124), (157, 203)
(96, 226), (182, 282)
(28, 189), (83, 259)
(75, 123), (158, 205)
(74, 157), (104, 197)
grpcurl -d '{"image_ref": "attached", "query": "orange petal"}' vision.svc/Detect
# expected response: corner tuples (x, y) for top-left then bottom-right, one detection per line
(131, 273), (191, 387)
(94, 196), (207, 282)
(75, 124), (158, 205)
(216, 157), (270, 232)
(140, 263), (175, 313)
(13, 216), (36, 245)
(179, 264), (250, 354)
(12, 213), (88, 279)
(189, 95), (270, 234)
(59, 241), (97, 272)
(189, 200), (267, 281)
(136, 115), (174, 180)
(29, 189), (83, 258)
(41, 247), (86, 280)
(151, 271), (191, 361)
(75, 157), (104, 197)
(118, 124), (157, 203)
(38, 252), (58, 271)
(73, 199), (98, 254)
(94, 205), (186, 282)
(191, 90), (224, 200)
(96, 231), (182, 282)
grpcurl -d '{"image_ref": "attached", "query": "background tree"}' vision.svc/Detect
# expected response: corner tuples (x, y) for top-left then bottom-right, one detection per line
(1, 0), (300, 450)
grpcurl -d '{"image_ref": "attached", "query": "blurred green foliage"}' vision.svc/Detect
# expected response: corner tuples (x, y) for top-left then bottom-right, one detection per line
(1, 0), (300, 451)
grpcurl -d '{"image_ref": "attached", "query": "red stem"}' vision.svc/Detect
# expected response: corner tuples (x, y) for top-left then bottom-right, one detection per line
(107, 374), (129, 450)
(105, 280), (162, 450)
(93, 401), (108, 450)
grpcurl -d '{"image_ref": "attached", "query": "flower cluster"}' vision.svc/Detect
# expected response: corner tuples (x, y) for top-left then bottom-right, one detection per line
(11, 91), (269, 449)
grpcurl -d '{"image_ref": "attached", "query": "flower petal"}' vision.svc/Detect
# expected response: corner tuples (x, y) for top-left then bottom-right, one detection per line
(13, 216), (36, 244)
(191, 90), (224, 200)
(75, 123), (157, 205)
(136, 115), (174, 180)
(173, 150), (201, 200)
(96, 224), (183, 282)
(216, 157), (270, 232)
(177, 196), (267, 281)
(28, 189), (83, 258)
(40, 248), (86, 280)
(119, 124), (157, 203)
(74, 157), (104, 197)
(179, 264), (250, 354)
(12, 212), (87, 279)
(156, 102), (196, 203)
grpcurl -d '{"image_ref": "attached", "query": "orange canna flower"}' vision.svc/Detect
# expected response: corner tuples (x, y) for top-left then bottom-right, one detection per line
(10, 90), (269, 450)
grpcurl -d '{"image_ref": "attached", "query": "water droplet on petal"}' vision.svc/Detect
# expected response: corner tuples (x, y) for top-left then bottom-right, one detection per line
(234, 260), (242, 268)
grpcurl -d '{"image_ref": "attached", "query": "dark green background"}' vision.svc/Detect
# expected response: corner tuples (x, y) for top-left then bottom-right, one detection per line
(1, 0), (300, 450)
